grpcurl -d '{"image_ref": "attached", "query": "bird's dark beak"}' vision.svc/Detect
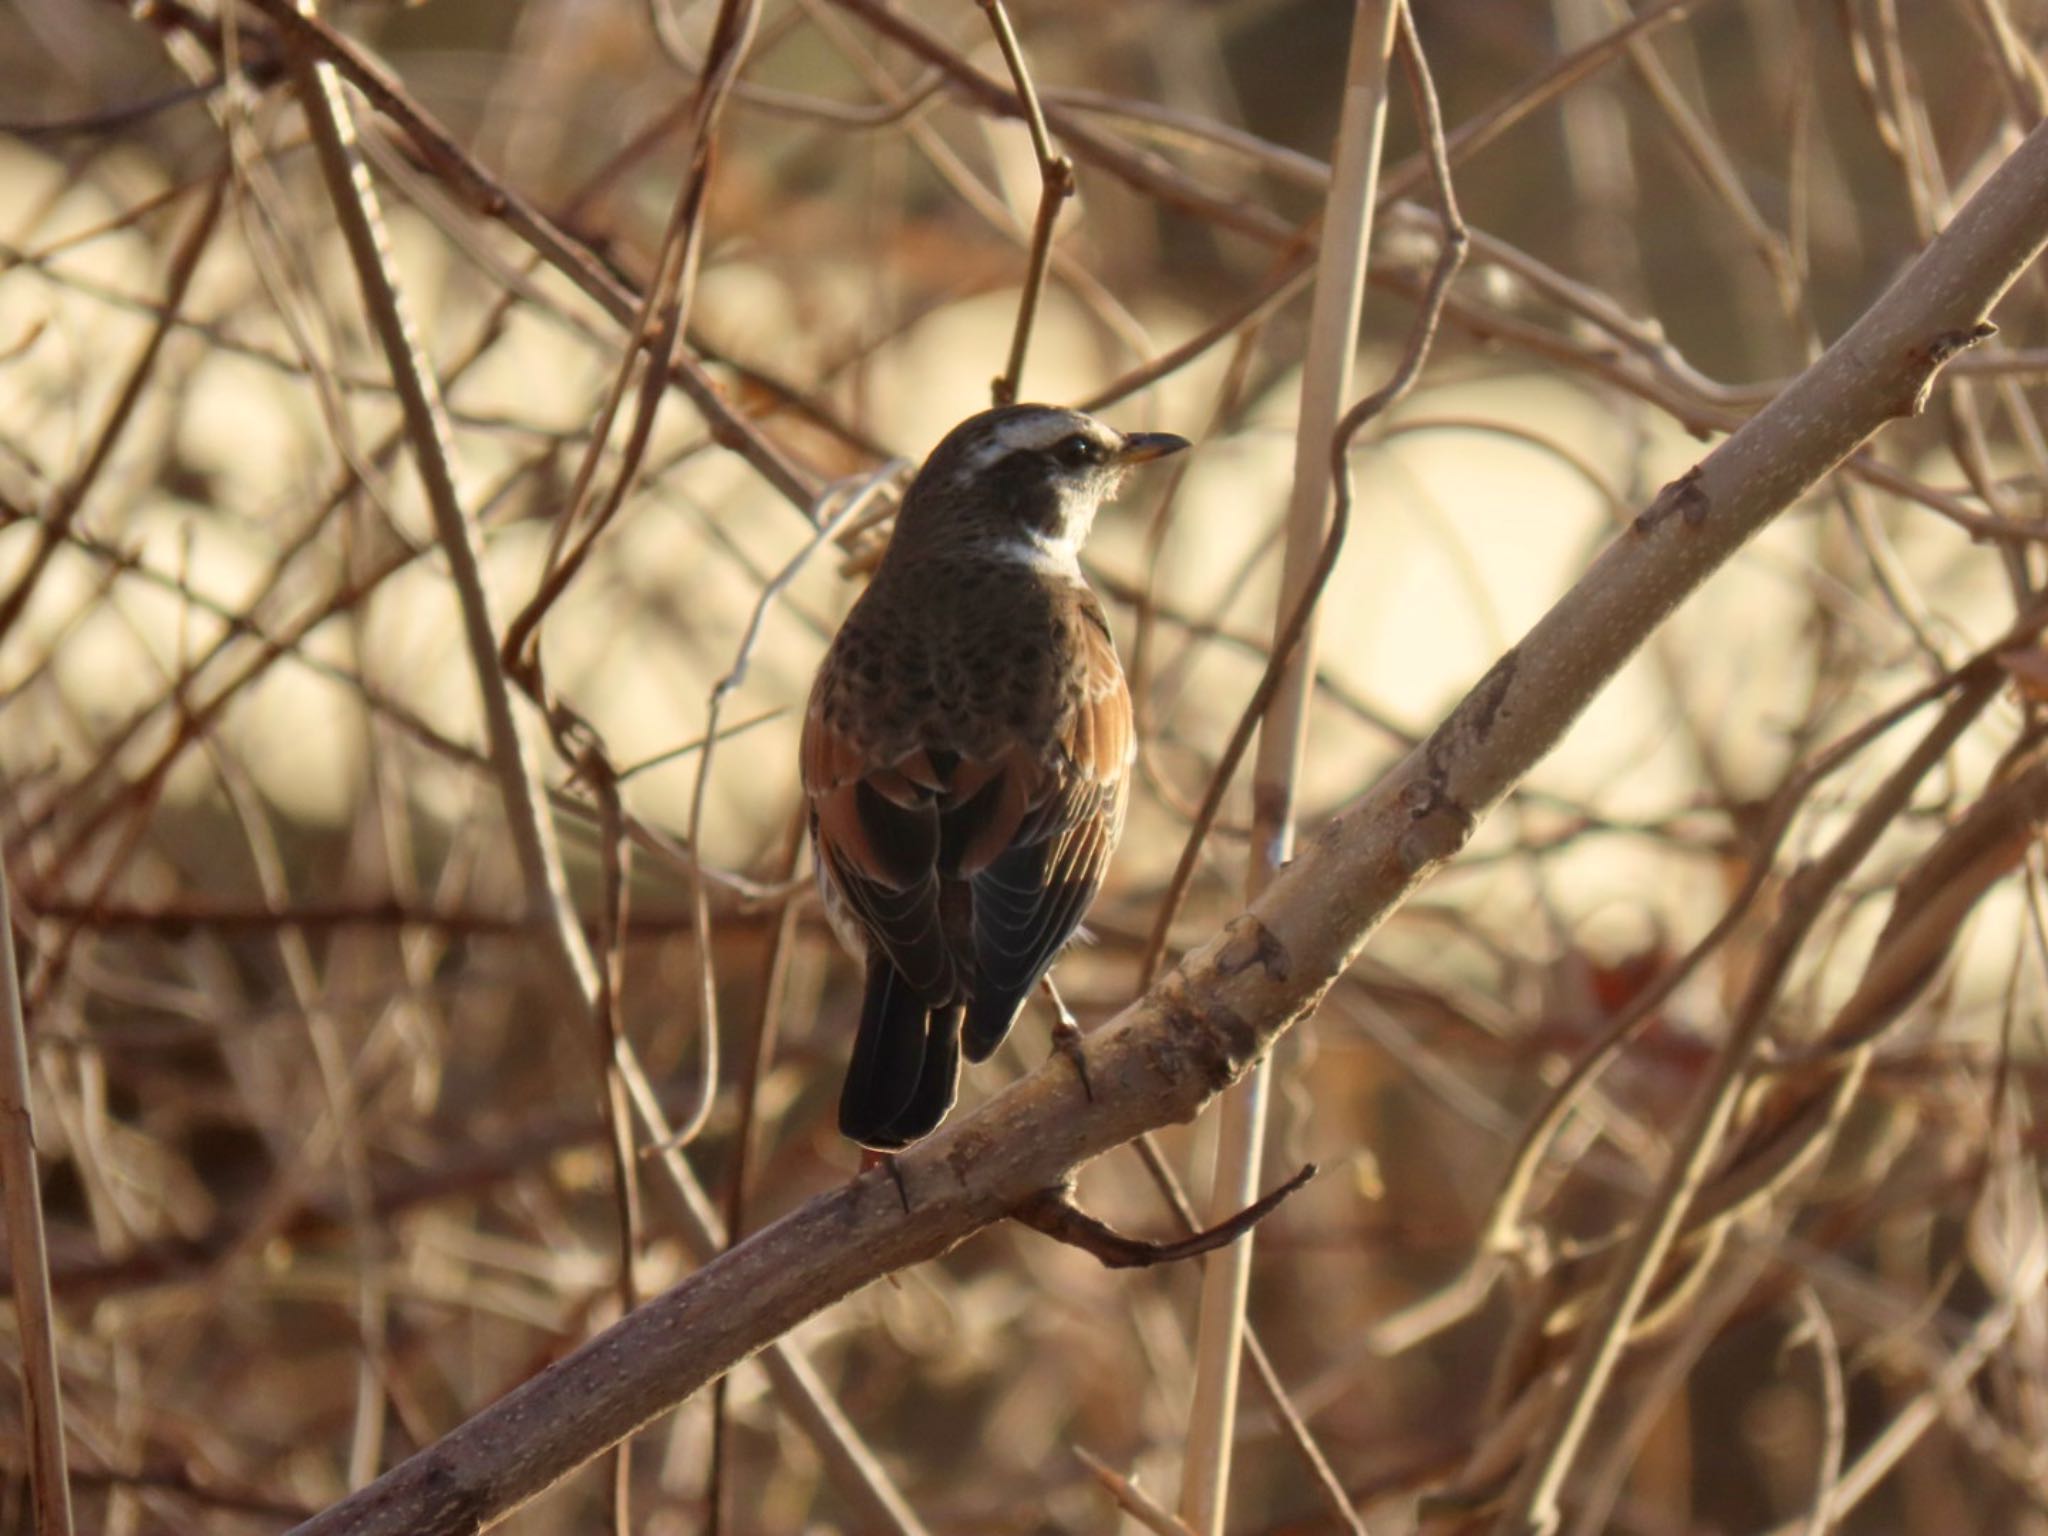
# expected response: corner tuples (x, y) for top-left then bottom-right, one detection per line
(1113, 431), (1192, 464)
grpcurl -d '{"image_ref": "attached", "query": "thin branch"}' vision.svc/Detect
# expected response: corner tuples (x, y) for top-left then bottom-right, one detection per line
(666, 459), (907, 1150)
(590, 766), (642, 1536)
(1792, 1284), (1846, 1536)
(1013, 1163), (1316, 1269)
(0, 867), (74, 1534)
(977, 0), (1076, 406)
(1074, 1447), (1200, 1536)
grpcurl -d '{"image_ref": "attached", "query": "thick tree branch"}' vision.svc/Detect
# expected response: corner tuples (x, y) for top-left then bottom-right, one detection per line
(287, 115), (2048, 1536)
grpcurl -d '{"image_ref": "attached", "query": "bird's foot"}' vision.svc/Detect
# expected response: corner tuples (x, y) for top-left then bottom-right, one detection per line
(859, 1147), (912, 1213)
(1041, 975), (1095, 1102)
(1048, 1017), (1095, 1104)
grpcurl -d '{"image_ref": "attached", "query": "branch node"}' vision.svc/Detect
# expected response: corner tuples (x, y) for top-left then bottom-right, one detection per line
(1012, 1163), (1316, 1270)
(1632, 464), (1709, 535)
(1904, 320), (2000, 415)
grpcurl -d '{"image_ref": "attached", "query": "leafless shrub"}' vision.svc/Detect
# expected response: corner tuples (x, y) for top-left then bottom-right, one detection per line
(2, 3), (2047, 1535)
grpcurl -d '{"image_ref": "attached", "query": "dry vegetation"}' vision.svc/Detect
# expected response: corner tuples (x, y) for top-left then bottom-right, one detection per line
(3, 1), (2048, 1534)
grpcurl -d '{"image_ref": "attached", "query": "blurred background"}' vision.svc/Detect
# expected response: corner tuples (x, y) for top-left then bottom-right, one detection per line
(2, 0), (2046, 1531)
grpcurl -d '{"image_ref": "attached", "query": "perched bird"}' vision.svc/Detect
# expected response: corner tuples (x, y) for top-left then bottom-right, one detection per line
(802, 404), (1189, 1149)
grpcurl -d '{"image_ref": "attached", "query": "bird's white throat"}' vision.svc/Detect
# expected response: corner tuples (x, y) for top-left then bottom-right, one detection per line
(988, 478), (1104, 580)
(991, 526), (1086, 580)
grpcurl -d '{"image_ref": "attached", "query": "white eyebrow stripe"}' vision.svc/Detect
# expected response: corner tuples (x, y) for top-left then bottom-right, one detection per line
(992, 412), (1087, 452)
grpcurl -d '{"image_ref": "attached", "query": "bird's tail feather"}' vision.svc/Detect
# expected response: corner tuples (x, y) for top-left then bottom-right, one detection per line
(839, 964), (962, 1149)
(871, 1003), (961, 1149)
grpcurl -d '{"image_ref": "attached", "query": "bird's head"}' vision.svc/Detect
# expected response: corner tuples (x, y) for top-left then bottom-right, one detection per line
(891, 404), (1190, 573)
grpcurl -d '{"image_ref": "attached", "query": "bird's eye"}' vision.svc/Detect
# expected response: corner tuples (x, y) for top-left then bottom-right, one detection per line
(1057, 434), (1101, 467)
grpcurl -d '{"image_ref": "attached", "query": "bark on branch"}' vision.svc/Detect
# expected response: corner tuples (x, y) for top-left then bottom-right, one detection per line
(288, 117), (2048, 1536)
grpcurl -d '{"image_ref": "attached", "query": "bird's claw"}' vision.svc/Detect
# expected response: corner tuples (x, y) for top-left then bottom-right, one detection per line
(859, 1147), (913, 1213)
(1049, 1016), (1095, 1103)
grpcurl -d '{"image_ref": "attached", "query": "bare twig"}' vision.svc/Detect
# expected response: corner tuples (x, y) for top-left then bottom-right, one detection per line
(975, 0), (1075, 405)
(1014, 1163), (1315, 1269)
(0, 172), (224, 648)
(1791, 1283), (1847, 1536)
(0, 868), (73, 1534)
(589, 765), (642, 1536)
(1074, 1447), (1200, 1536)
(665, 459), (906, 1151)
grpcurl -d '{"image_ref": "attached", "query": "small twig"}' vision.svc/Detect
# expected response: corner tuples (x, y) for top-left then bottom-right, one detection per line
(976, 0), (1075, 406)
(1791, 1284), (1846, 1536)
(1126, 1135), (1370, 1535)
(0, 171), (224, 649)
(708, 809), (806, 1535)
(0, 75), (231, 137)
(590, 763), (642, 1536)
(500, 0), (762, 718)
(1138, 1), (1467, 991)
(657, 459), (906, 1154)
(0, 868), (73, 1535)
(1074, 1447), (1199, 1536)
(1080, 250), (1314, 413)
(1014, 1164), (1315, 1269)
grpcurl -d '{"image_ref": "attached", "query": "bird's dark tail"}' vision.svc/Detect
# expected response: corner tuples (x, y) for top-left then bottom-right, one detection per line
(839, 962), (963, 1149)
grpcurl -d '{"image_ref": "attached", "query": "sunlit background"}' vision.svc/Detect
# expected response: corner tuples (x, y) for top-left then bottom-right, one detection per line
(2, 1), (2045, 1532)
